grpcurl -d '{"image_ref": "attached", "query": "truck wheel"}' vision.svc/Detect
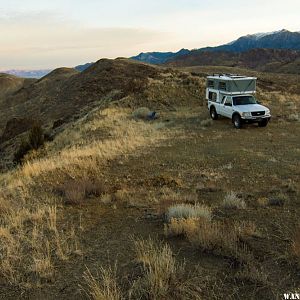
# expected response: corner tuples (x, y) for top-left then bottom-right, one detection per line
(210, 107), (218, 120)
(258, 119), (268, 127)
(233, 114), (242, 129)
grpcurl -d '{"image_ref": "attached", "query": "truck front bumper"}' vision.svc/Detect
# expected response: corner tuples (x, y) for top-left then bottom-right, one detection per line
(241, 115), (271, 122)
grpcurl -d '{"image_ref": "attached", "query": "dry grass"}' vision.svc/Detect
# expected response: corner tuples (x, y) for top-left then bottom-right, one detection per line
(200, 119), (213, 127)
(236, 264), (270, 287)
(131, 238), (200, 299)
(0, 107), (169, 288)
(292, 228), (300, 262)
(164, 216), (255, 264)
(20, 108), (168, 180)
(257, 197), (269, 207)
(83, 266), (122, 300)
(287, 113), (300, 122)
(0, 204), (81, 286)
(222, 192), (246, 209)
(164, 217), (200, 237)
(166, 203), (212, 221)
(62, 179), (105, 205)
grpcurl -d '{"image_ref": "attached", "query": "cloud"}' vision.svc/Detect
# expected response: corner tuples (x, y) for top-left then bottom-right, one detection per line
(0, 11), (173, 69)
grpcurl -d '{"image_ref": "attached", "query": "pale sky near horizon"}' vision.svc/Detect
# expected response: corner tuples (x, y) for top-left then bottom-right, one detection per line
(0, 0), (299, 70)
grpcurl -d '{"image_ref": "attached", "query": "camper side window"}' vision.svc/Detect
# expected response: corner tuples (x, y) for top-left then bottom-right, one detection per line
(208, 80), (214, 88)
(219, 82), (227, 91)
(208, 92), (217, 102)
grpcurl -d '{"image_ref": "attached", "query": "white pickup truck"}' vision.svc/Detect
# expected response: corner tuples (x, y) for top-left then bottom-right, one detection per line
(206, 74), (271, 128)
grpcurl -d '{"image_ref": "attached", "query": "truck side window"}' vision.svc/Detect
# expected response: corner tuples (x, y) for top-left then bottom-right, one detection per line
(222, 96), (226, 104)
(208, 92), (217, 102)
(225, 98), (232, 106)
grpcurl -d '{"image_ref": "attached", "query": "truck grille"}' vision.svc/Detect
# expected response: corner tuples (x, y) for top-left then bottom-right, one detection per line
(251, 111), (265, 117)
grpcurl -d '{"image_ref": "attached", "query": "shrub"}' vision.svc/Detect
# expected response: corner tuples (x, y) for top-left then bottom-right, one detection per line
(13, 138), (33, 164)
(268, 193), (288, 206)
(28, 123), (45, 150)
(14, 123), (45, 164)
(222, 192), (246, 209)
(166, 204), (212, 221)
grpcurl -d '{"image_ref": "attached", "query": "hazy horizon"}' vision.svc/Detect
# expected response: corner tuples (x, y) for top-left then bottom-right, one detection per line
(1, 0), (300, 70)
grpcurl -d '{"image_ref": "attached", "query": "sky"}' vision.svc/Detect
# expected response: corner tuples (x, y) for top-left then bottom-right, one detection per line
(0, 0), (299, 70)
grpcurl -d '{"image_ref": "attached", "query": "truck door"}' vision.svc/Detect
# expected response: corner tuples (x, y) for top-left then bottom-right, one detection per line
(220, 96), (234, 118)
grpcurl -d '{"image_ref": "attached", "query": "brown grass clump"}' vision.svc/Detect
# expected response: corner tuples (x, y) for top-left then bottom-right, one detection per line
(82, 266), (122, 300)
(222, 192), (246, 209)
(165, 217), (255, 263)
(131, 238), (200, 299)
(187, 219), (238, 253)
(257, 197), (269, 207)
(164, 218), (200, 237)
(62, 179), (105, 205)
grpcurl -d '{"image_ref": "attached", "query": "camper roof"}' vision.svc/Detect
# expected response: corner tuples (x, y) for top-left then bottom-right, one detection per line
(207, 74), (257, 81)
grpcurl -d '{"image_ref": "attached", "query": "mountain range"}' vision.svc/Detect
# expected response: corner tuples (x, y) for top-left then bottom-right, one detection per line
(2, 62), (94, 79)
(131, 29), (300, 66)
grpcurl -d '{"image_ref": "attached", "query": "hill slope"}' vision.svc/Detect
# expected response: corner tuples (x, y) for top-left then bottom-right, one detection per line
(0, 59), (203, 169)
(166, 48), (300, 74)
(0, 73), (35, 98)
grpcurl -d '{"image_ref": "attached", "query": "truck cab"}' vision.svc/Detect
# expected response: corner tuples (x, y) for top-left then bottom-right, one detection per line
(206, 74), (271, 128)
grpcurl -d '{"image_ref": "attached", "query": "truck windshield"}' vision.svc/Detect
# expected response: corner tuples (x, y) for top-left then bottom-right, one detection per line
(233, 96), (257, 105)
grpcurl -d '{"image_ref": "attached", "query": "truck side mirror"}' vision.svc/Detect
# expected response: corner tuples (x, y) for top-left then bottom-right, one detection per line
(225, 103), (232, 107)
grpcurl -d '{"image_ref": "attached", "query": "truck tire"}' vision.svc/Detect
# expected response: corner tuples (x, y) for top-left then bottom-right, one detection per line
(258, 119), (268, 127)
(232, 114), (242, 129)
(210, 107), (218, 120)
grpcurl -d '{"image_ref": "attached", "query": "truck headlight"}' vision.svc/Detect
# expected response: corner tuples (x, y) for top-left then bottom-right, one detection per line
(265, 109), (270, 115)
(241, 112), (252, 117)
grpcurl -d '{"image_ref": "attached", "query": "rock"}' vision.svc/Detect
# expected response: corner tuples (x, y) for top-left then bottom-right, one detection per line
(132, 107), (158, 120)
